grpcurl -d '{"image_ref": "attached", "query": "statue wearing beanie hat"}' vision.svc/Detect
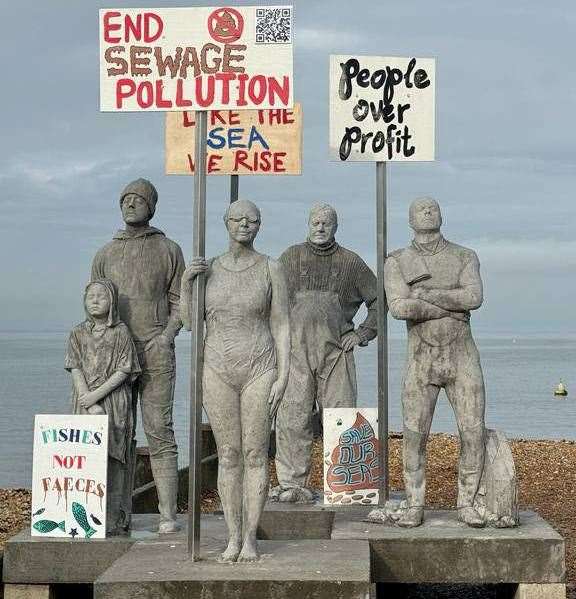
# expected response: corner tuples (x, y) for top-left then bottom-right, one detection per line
(120, 178), (158, 219)
(92, 178), (185, 534)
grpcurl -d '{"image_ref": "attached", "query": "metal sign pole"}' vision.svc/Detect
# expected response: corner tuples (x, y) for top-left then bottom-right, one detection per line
(376, 161), (389, 503)
(230, 174), (239, 203)
(188, 110), (208, 560)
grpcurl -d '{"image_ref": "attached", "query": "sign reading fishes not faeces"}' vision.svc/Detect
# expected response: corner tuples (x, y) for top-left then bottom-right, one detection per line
(31, 415), (108, 539)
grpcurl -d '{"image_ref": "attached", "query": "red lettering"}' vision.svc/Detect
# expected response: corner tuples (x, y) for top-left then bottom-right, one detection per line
(103, 11), (122, 44)
(283, 109), (295, 124)
(215, 72), (234, 104)
(195, 76), (214, 108)
(187, 154), (195, 173)
(273, 152), (287, 172)
(248, 75), (267, 105)
(234, 150), (252, 171)
(211, 111), (226, 125)
(156, 81), (172, 108)
(176, 79), (192, 107)
(229, 111), (240, 125)
(207, 154), (222, 173)
(125, 14), (142, 43)
(183, 112), (195, 127)
(268, 109), (283, 124)
(136, 81), (154, 108)
(268, 76), (290, 106)
(116, 78), (136, 108)
(237, 74), (249, 106)
(143, 12), (163, 42)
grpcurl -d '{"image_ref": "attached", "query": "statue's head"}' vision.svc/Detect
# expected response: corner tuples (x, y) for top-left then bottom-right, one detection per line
(83, 279), (120, 327)
(409, 197), (442, 233)
(307, 203), (338, 246)
(224, 199), (261, 244)
(119, 178), (158, 226)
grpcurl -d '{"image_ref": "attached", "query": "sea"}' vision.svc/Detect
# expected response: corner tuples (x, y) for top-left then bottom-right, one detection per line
(1, 331), (575, 488)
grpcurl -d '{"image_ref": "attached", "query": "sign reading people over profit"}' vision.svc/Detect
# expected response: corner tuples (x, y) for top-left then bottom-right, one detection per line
(99, 6), (294, 111)
(165, 104), (302, 175)
(31, 415), (108, 539)
(329, 55), (435, 161)
(323, 408), (380, 505)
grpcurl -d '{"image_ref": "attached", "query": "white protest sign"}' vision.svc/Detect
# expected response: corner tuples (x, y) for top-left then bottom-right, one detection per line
(329, 55), (435, 161)
(99, 6), (294, 111)
(323, 408), (381, 506)
(31, 415), (108, 539)
(165, 104), (302, 175)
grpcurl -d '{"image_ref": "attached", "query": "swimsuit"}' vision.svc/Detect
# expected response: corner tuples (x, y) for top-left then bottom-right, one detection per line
(204, 255), (276, 392)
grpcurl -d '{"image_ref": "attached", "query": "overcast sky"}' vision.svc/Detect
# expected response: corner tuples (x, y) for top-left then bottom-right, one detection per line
(1, 1), (575, 334)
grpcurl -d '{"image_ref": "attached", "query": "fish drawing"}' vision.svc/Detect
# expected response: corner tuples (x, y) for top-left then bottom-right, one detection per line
(33, 520), (65, 534)
(90, 514), (102, 526)
(32, 508), (46, 517)
(72, 502), (96, 538)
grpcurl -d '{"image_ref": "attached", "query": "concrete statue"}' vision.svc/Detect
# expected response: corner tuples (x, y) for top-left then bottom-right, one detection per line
(65, 279), (141, 535)
(180, 199), (290, 562)
(384, 197), (487, 528)
(271, 203), (378, 503)
(91, 178), (185, 534)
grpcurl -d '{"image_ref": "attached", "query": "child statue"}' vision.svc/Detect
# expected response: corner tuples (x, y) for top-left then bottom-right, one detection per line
(65, 279), (141, 535)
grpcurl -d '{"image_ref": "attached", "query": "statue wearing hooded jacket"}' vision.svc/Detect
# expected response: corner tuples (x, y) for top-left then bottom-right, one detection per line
(91, 178), (185, 534)
(65, 279), (141, 534)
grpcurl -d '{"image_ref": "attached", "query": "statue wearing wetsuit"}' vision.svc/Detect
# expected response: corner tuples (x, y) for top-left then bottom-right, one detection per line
(384, 197), (486, 528)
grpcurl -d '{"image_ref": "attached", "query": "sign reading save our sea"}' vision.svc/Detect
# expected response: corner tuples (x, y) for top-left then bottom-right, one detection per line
(165, 104), (302, 175)
(329, 55), (435, 162)
(99, 6), (294, 111)
(31, 415), (108, 539)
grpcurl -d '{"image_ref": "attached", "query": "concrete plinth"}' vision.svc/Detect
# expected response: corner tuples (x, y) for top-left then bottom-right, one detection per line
(94, 515), (373, 599)
(332, 510), (565, 584)
(258, 502), (335, 539)
(3, 586), (54, 599)
(514, 584), (566, 599)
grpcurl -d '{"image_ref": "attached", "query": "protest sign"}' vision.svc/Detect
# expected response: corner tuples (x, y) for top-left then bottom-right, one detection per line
(329, 55), (435, 161)
(323, 408), (380, 506)
(99, 6), (294, 111)
(31, 415), (108, 539)
(165, 104), (302, 175)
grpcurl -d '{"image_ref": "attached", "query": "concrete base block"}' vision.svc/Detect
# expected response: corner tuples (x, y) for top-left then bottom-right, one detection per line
(95, 515), (373, 599)
(258, 502), (335, 539)
(332, 510), (565, 584)
(4, 585), (54, 599)
(514, 584), (566, 599)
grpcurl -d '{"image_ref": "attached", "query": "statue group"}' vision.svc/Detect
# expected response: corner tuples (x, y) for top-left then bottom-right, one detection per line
(65, 178), (516, 560)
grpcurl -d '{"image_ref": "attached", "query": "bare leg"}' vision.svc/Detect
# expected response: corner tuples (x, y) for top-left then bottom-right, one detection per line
(203, 366), (243, 562)
(238, 370), (276, 562)
(399, 358), (440, 527)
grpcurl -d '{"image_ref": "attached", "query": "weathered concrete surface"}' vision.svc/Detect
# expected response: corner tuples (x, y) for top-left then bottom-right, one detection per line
(94, 515), (373, 599)
(3, 585), (54, 599)
(258, 502), (335, 539)
(514, 584), (566, 599)
(332, 510), (565, 584)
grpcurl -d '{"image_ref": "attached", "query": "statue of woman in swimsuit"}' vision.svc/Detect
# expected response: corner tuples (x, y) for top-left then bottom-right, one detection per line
(180, 199), (290, 562)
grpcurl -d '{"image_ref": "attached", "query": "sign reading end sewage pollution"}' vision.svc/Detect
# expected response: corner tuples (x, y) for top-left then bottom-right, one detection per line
(31, 415), (108, 539)
(329, 55), (435, 162)
(99, 6), (294, 111)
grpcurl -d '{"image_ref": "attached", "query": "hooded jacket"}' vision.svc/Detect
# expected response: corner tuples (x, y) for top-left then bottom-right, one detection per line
(91, 226), (185, 343)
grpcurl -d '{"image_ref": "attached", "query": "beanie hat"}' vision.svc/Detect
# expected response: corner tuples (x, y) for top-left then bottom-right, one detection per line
(119, 178), (158, 218)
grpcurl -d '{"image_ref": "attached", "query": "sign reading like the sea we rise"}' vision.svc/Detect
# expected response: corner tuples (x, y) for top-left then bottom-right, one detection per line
(99, 6), (294, 111)
(31, 415), (108, 539)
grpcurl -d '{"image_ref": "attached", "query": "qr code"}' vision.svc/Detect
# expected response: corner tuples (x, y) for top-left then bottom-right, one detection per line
(255, 7), (292, 44)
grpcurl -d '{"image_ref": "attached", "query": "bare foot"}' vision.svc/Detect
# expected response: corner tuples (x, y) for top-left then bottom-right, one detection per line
(237, 537), (259, 562)
(219, 538), (242, 562)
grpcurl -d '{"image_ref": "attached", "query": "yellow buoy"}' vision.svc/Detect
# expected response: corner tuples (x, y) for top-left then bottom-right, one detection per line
(554, 381), (568, 397)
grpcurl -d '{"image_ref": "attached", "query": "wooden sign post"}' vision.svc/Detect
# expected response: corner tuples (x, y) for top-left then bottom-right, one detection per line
(100, 5), (294, 560)
(329, 54), (436, 504)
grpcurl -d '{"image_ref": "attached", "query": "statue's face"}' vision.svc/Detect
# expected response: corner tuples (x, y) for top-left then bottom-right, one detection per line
(409, 199), (442, 232)
(85, 284), (111, 319)
(121, 193), (150, 226)
(308, 211), (337, 246)
(226, 202), (261, 243)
